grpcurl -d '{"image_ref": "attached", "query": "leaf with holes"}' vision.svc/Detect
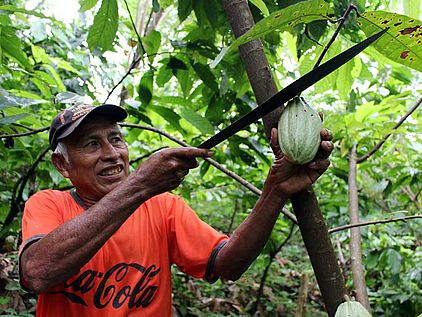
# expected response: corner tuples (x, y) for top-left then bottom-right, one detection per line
(87, 0), (118, 53)
(357, 11), (422, 72)
(210, 0), (334, 68)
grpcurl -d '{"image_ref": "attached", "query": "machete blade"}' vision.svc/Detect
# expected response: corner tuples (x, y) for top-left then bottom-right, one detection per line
(198, 28), (388, 149)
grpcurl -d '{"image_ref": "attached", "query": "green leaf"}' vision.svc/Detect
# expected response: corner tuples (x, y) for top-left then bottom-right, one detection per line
(180, 107), (214, 135)
(0, 113), (30, 126)
(387, 249), (403, 275)
(210, 0), (334, 67)
(0, 4), (52, 19)
(143, 30), (161, 63)
(43, 64), (66, 92)
(193, 0), (208, 29)
(336, 59), (355, 100)
(150, 105), (185, 134)
(87, 0), (119, 53)
(175, 70), (193, 97)
(31, 45), (50, 64)
(138, 70), (154, 106)
(249, 0), (270, 17)
(54, 58), (81, 75)
(79, 0), (99, 12)
(203, 0), (218, 28)
(178, 0), (192, 23)
(357, 11), (422, 72)
(1, 26), (31, 69)
(192, 63), (218, 92)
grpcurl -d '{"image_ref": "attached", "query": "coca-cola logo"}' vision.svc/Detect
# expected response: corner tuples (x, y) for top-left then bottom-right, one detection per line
(51, 262), (160, 310)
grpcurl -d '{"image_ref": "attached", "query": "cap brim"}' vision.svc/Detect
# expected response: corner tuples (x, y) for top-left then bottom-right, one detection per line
(57, 104), (128, 142)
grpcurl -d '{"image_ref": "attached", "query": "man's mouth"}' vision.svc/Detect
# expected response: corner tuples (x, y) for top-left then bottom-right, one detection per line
(99, 166), (123, 176)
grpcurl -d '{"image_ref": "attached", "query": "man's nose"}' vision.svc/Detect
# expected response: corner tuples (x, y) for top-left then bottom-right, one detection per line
(101, 141), (119, 160)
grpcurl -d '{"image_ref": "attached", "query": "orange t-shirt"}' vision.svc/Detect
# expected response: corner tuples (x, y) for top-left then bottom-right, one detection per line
(20, 190), (228, 317)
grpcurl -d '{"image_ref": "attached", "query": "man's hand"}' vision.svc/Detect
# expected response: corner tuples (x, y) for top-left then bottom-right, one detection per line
(135, 147), (213, 198)
(265, 127), (333, 197)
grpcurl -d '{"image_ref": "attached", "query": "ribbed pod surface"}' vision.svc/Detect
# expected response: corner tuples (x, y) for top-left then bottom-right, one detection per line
(277, 96), (322, 165)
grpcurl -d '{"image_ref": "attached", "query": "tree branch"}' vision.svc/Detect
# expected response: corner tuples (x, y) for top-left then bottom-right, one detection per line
(129, 146), (168, 165)
(4, 146), (50, 228)
(357, 96), (422, 163)
(313, 4), (358, 69)
(329, 215), (422, 234)
(348, 143), (370, 311)
(0, 127), (49, 139)
(119, 122), (298, 223)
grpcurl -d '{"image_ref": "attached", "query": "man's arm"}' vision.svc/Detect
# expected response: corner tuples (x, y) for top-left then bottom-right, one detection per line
(20, 147), (212, 293)
(213, 128), (333, 280)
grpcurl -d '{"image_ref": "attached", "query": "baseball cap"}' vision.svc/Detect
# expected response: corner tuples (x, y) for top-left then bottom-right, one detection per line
(49, 104), (127, 151)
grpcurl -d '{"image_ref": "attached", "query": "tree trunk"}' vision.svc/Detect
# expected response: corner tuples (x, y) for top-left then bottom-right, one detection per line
(221, 1), (347, 316)
(348, 143), (371, 311)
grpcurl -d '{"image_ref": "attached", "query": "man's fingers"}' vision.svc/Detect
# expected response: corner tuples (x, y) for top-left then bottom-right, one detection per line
(168, 147), (214, 159)
(308, 159), (330, 171)
(320, 128), (333, 141)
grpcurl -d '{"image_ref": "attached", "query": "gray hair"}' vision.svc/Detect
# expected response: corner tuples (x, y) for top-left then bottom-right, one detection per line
(54, 141), (69, 163)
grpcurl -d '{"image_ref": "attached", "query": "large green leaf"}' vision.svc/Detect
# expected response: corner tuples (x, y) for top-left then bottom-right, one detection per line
(1, 26), (31, 69)
(249, 0), (270, 17)
(87, 0), (118, 53)
(210, 0), (334, 67)
(143, 30), (161, 63)
(180, 108), (214, 135)
(150, 105), (185, 135)
(0, 113), (30, 126)
(138, 71), (154, 106)
(357, 11), (422, 72)
(178, 0), (193, 23)
(192, 63), (218, 92)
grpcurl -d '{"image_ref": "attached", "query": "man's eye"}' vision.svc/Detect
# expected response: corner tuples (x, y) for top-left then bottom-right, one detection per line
(86, 141), (99, 147)
(112, 137), (123, 143)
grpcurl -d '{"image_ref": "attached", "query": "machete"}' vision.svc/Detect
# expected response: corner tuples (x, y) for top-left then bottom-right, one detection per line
(198, 28), (388, 149)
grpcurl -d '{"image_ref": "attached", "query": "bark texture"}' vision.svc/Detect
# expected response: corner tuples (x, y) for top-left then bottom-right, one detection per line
(348, 143), (371, 311)
(221, 1), (347, 316)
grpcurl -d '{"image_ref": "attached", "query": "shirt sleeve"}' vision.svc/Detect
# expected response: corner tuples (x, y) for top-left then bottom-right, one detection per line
(165, 194), (228, 281)
(21, 190), (64, 246)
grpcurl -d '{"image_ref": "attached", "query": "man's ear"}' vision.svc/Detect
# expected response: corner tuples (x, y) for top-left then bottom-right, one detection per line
(51, 153), (70, 178)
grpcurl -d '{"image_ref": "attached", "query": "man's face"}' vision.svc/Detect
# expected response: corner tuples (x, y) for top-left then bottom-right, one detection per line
(58, 117), (129, 202)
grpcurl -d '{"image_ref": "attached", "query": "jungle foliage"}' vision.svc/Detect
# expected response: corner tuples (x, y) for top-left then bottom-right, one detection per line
(0, 0), (421, 316)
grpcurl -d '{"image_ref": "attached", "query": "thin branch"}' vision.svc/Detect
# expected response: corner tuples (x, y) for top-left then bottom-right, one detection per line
(11, 123), (37, 131)
(0, 127), (49, 139)
(329, 215), (422, 234)
(123, 0), (146, 57)
(313, 4), (358, 69)
(119, 122), (298, 224)
(4, 147), (50, 227)
(357, 96), (422, 163)
(103, 0), (147, 104)
(129, 146), (167, 165)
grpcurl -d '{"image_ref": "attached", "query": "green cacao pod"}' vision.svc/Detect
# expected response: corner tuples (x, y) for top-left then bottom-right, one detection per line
(277, 96), (322, 165)
(334, 300), (372, 317)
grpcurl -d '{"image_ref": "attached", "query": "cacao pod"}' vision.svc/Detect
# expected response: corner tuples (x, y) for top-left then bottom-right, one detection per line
(334, 300), (372, 317)
(277, 96), (322, 164)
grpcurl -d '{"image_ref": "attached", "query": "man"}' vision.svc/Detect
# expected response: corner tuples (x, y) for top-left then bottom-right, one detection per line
(19, 103), (333, 316)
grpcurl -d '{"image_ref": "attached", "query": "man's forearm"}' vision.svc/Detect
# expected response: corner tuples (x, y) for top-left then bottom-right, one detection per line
(213, 186), (288, 281)
(20, 173), (151, 293)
